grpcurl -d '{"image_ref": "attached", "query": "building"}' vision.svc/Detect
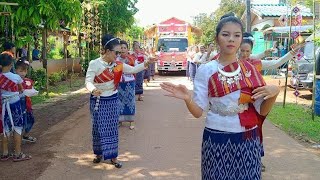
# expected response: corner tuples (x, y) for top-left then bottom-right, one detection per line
(241, 3), (314, 55)
(241, 3), (313, 32)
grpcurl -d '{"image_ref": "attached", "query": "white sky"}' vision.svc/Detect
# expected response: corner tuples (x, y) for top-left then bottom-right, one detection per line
(134, 0), (280, 27)
(134, 0), (221, 27)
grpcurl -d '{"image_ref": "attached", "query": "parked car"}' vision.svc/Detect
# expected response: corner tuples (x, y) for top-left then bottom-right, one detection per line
(289, 40), (320, 92)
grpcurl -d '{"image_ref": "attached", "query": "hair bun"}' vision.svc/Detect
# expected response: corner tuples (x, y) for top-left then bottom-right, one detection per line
(220, 12), (236, 20)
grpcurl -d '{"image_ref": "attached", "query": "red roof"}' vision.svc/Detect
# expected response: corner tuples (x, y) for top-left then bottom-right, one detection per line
(160, 17), (187, 25)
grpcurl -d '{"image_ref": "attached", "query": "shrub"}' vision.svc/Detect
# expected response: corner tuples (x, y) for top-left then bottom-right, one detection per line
(30, 68), (46, 91)
(59, 70), (68, 81)
(81, 49), (100, 74)
(48, 72), (61, 85)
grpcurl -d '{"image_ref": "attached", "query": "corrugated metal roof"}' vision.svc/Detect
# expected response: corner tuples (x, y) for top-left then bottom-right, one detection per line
(252, 4), (313, 18)
(263, 25), (313, 35)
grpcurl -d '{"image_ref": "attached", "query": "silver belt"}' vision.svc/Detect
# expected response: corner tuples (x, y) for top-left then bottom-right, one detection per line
(210, 102), (248, 116)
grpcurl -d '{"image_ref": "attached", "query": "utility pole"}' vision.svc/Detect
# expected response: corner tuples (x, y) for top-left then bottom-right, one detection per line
(246, 0), (251, 32)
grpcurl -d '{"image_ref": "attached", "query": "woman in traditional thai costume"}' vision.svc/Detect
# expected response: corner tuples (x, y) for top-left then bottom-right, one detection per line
(189, 46), (200, 82)
(240, 32), (305, 72)
(142, 47), (151, 84)
(132, 41), (146, 101)
(117, 40), (137, 130)
(147, 47), (156, 81)
(239, 32), (305, 172)
(161, 14), (280, 180)
(85, 35), (152, 168)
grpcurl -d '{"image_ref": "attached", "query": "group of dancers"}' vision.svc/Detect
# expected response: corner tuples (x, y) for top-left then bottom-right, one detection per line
(85, 35), (156, 168)
(85, 12), (304, 179)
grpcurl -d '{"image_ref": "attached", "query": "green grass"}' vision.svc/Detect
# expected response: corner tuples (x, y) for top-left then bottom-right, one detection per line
(31, 77), (85, 105)
(268, 103), (320, 143)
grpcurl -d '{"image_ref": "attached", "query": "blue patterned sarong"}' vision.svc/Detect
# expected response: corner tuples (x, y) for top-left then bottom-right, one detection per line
(118, 81), (135, 122)
(20, 96), (35, 133)
(149, 63), (155, 77)
(144, 67), (150, 81)
(2, 99), (24, 135)
(135, 71), (144, 95)
(202, 127), (261, 180)
(90, 94), (120, 160)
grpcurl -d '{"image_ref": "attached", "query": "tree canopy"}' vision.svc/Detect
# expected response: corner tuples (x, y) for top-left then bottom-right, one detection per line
(193, 0), (245, 45)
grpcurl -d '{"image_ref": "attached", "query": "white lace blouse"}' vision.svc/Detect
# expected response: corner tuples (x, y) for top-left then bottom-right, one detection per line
(193, 61), (264, 132)
(85, 57), (145, 97)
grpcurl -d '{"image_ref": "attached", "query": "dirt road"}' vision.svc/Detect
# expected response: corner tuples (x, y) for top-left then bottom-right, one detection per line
(1, 75), (319, 180)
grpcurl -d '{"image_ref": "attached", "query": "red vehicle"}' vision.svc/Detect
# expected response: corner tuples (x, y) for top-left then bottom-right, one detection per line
(144, 17), (201, 75)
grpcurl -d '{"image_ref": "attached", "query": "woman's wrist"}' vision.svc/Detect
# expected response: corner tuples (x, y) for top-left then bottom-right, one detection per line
(184, 95), (193, 105)
(290, 49), (296, 55)
(144, 60), (149, 67)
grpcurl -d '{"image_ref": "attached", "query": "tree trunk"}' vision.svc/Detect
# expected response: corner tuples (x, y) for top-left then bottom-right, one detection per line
(42, 27), (49, 96)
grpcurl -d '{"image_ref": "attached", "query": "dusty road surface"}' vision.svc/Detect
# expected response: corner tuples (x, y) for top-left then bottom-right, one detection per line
(1, 74), (320, 180)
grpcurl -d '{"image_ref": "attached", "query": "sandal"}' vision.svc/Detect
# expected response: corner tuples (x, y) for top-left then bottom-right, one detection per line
(261, 163), (266, 172)
(1, 154), (10, 161)
(111, 159), (122, 168)
(93, 155), (102, 164)
(22, 136), (37, 143)
(13, 153), (32, 162)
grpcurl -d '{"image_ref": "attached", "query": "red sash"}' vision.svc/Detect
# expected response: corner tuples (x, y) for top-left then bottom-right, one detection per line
(0, 73), (19, 133)
(93, 61), (123, 89)
(242, 58), (262, 72)
(208, 61), (266, 131)
(133, 51), (145, 64)
(22, 78), (34, 112)
(0, 73), (19, 92)
(121, 54), (135, 66)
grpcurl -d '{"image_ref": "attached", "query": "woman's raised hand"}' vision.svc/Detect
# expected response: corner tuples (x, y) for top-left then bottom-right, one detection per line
(252, 85), (280, 100)
(160, 82), (191, 100)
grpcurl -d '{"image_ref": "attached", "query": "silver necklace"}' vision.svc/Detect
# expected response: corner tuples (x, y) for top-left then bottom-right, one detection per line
(217, 60), (243, 88)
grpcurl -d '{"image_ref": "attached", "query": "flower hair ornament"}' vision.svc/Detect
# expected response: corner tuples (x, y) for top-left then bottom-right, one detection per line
(243, 36), (255, 43)
(17, 59), (30, 65)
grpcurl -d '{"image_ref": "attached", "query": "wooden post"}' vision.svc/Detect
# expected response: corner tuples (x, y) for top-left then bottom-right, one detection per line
(312, 0), (317, 120)
(246, 0), (251, 33)
(283, 5), (293, 108)
(42, 27), (49, 96)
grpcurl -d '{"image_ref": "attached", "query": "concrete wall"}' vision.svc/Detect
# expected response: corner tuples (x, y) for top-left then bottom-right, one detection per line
(31, 58), (82, 75)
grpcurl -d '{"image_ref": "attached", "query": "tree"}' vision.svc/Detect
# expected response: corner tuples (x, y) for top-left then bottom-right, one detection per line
(192, 0), (245, 45)
(99, 0), (138, 35)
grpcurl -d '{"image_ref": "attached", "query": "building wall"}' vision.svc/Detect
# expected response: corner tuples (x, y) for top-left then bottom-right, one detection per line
(252, 18), (275, 31)
(31, 58), (82, 75)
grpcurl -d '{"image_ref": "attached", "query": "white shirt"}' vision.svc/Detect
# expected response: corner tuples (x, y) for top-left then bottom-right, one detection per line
(187, 51), (196, 62)
(117, 56), (137, 82)
(193, 52), (207, 64)
(1, 72), (23, 103)
(250, 51), (293, 70)
(85, 57), (146, 96)
(193, 61), (264, 132)
(261, 53), (293, 70)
